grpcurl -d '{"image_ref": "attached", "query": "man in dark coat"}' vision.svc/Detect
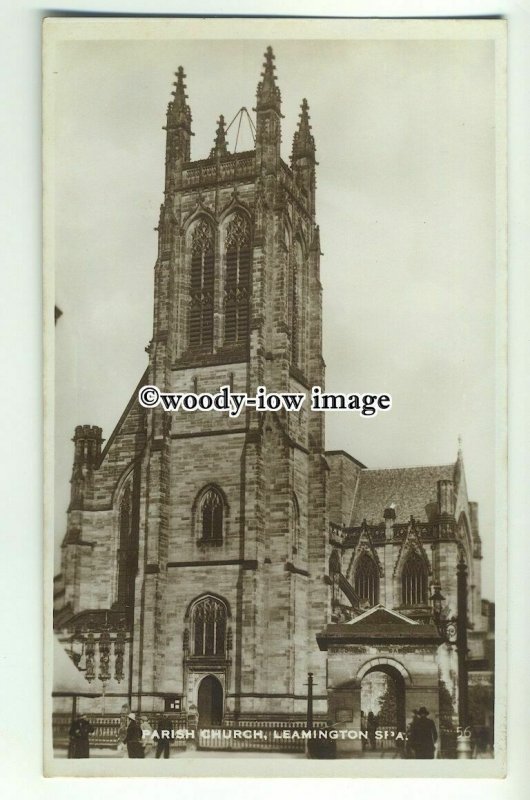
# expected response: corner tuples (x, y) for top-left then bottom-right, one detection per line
(68, 713), (95, 758)
(410, 706), (438, 758)
(366, 711), (378, 751)
(155, 715), (173, 759)
(125, 712), (145, 758)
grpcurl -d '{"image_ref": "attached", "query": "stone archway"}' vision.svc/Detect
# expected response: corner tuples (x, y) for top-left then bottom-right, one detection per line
(360, 663), (407, 735)
(197, 674), (223, 728)
(317, 605), (443, 757)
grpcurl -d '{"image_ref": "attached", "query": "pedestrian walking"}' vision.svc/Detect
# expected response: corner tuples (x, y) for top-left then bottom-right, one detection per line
(125, 712), (145, 758)
(410, 706), (437, 759)
(366, 711), (378, 751)
(155, 715), (173, 759)
(116, 704), (129, 756)
(68, 713), (95, 758)
(140, 715), (155, 757)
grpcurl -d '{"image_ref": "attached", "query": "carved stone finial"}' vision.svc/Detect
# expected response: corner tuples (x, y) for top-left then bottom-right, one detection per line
(210, 114), (229, 158)
(256, 46), (281, 110)
(292, 98), (316, 162)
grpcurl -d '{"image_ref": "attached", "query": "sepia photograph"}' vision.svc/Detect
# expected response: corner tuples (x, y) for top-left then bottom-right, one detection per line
(44, 17), (506, 778)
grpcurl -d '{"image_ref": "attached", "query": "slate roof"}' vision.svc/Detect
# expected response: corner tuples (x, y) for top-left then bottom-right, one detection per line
(344, 605), (417, 626)
(350, 463), (455, 526)
(316, 606), (441, 649)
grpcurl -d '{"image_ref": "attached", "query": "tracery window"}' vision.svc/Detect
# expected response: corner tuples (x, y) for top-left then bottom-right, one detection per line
(199, 487), (224, 543)
(224, 214), (251, 344)
(116, 485), (131, 608)
(289, 239), (306, 369)
(401, 551), (429, 606)
(289, 256), (299, 365)
(192, 596), (227, 656)
(291, 494), (300, 555)
(329, 551), (341, 605)
(354, 553), (379, 607)
(189, 219), (214, 348)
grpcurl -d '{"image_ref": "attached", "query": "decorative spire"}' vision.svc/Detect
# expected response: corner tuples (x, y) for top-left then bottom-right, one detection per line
(173, 66), (187, 104)
(454, 436), (464, 488)
(291, 98), (315, 162)
(163, 65), (193, 176)
(210, 114), (229, 158)
(166, 66), (192, 132)
(310, 225), (321, 253)
(256, 46), (281, 111)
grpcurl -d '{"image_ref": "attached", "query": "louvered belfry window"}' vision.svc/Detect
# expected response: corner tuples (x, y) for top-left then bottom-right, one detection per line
(401, 551), (429, 606)
(189, 219), (214, 348)
(354, 554), (380, 607)
(192, 596), (227, 656)
(224, 214), (250, 344)
(201, 487), (223, 543)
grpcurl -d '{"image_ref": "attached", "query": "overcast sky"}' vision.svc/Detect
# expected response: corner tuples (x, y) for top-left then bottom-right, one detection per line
(51, 31), (498, 598)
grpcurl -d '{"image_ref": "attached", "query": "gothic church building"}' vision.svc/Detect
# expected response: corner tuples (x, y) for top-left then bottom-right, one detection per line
(54, 49), (491, 741)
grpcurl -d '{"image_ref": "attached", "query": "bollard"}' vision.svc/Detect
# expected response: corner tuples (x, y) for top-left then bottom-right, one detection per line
(456, 737), (473, 759)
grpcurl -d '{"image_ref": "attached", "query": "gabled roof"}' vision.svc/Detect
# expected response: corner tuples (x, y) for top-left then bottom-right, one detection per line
(316, 604), (441, 650)
(345, 604), (417, 626)
(350, 464), (455, 525)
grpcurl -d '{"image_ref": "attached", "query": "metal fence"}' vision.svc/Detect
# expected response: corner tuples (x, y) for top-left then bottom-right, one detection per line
(363, 725), (401, 752)
(197, 721), (327, 753)
(52, 713), (188, 751)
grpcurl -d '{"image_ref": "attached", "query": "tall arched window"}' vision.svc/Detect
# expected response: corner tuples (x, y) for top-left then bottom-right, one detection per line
(116, 484), (131, 608)
(289, 239), (306, 370)
(224, 214), (251, 344)
(192, 596), (227, 656)
(291, 494), (300, 555)
(354, 554), (379, 607)
(198, 487), (224, 544)
(189, 219), (214, 348)
(401, 551), (429, 606)
(329, 550), (341, 605)
(289, 249), (299, 366)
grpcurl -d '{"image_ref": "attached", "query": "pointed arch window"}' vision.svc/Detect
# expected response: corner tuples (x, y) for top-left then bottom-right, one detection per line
(192, 596), (227, 656)
(116, 484), (132, 609)
(354, 554), (379, 607)
(189, 219), (214, 349)
(198, 486), (224, 544)
(401, 551), (429, 606)
(289, 256), (299, 365)
(291, 494), (300, 555)
(224, 214), (251, 344)
(329, 550), (341, 605)
(289, 239), (305, 369)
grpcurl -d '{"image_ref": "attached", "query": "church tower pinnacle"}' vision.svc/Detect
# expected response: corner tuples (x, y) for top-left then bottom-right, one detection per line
(255, 46), (282, 172)
(291, 98), (315, 160)
(163, 66), (193, 192)
(210, 114), (229, 158)
(291, 98), (317, 217)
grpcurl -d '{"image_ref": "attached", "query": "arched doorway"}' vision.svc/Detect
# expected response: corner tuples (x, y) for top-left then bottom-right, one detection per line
(197, 675), (223, 728)
(360, 666), (406, 751)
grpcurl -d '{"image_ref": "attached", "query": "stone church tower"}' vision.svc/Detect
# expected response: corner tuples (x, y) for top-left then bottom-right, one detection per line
(54, 48), (492, 746)
(55, 48), (331, 724)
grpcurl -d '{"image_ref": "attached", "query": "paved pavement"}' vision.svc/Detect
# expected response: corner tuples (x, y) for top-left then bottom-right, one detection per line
(54, 747), (306, 759)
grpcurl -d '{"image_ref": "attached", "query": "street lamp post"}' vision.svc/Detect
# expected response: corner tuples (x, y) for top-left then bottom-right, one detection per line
(431, 556), (471, 758)
(306, 672), (314, 730)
